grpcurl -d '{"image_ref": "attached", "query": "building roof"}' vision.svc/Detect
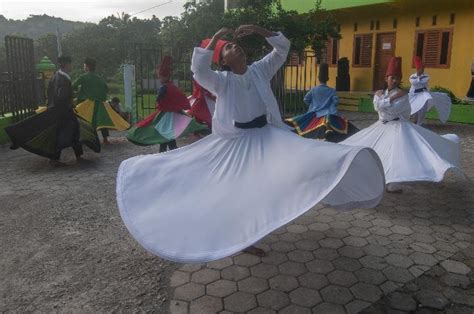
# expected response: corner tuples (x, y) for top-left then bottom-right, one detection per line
(281, 0), (393, 12)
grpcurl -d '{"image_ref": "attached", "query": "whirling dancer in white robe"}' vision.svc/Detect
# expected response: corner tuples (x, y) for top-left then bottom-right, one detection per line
(409, 56), (452, 125)
(342, 57), (462, 193)
(116, 25), (385, 263)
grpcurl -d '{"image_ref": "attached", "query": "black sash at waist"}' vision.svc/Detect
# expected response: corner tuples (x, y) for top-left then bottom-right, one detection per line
(234, 115), (267, 129)
(414, 87), (427, 93)
(382, 117), (400, 124)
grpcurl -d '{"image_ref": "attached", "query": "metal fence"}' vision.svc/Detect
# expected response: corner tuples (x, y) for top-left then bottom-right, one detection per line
(130, 45), (319, 121)
(0, 36), (43, 122)
(132, 43), (193, 120)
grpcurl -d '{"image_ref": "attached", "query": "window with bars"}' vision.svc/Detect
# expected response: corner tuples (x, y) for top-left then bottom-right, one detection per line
(413, 29), (453, 68)
(321, 38), (339, 66)
(353, 34), (373, 67)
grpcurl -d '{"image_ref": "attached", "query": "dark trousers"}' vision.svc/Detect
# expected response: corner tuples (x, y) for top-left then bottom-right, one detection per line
(159, 140), (177, 153)
(101, 129), (109, 138)
(51, 143), (83, 160)
(51, 112), (83, 160)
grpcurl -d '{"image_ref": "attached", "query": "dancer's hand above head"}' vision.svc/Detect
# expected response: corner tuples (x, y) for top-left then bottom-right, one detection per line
(213, 27), (234, 40)
(206, 27), (234, 50)
(234, 25), (277, 39)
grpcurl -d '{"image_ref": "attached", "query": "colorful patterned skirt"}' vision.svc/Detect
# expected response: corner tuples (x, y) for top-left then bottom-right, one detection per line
(75, 99), (130, 131)
(127, 110), (207, 146)
(5, 107), (100, 159)
(285, 112), (359, 143)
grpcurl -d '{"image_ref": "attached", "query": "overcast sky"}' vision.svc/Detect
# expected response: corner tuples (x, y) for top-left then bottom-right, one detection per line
(0, 0), (188, 23)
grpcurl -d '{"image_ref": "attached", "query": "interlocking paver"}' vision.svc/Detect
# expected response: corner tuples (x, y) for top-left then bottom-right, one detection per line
(387, 292), (417, 311)
(174, 283), (205, 301)
(295, 239), (320, 251)
(280, 304), (311, 314)
(346, 299), (371, 314)
(319, 238), (344, 249)
(415, 290), (449, 310)
(298, 272), (329, 290)
(440, 260), (471, 275)
(409, 252), (438, 266)
(224, 292), (257, 312)
(170, 271), (190, 287)
(289, 287), (322, 307)
(191, 268), (220, 284)
(355, 268), (386, 285)
(251, 263), (279, 279)
(313, 302), (346, 314)
(350, 282), (382, 302)
(234, 253), (261, 267)
(385, 254), (414, 268)
(338, 246), (365, 259)
(190, 295), (223, 313)
(320, 285), (353, 304)
(287, 224), (308, 234)
(306, 259), (334, 274)
(271, 241), (296, 252)
(347, 227), (370, 237)
(313, 248), (339, 261)
(279, 261), (307, 276)
(333, 256), (362, 272)
(221, 265), (250, 281)
(207, 280), (237, 298)
(359, 255), (388, 270)
(308, 222), (330, 232)
(368, 226), (393, 236)
(383, 266), (414, 284)
(269, 275), (298, 292)
(363, 244), (389, 257)
(257, 290), (290, 310)
(207, 257), (233, 270)
(288, 250), (314, 263)
(351, 219), (373, 228)
(170, 300), (188, 314)
(327, 270), (358, 287)
(238, 277), (269, 294)
(279, 232), (302, 243)
(261, 251), (288, 265)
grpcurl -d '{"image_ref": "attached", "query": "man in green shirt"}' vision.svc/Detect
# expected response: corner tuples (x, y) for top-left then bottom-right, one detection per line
(73, 58), (130, 144)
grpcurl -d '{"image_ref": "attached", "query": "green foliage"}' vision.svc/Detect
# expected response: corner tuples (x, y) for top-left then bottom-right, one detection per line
(431, 86), (461, 104)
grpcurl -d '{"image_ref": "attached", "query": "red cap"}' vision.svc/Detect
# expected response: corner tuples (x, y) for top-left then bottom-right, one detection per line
(201, 38), (229, 64)
(158, 55), (172, 77)
(386, 57), (402, 78)
(413, 56), (424, 70)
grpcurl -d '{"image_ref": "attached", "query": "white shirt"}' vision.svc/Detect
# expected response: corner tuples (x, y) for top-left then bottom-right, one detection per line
(373, 88), (411, 121)
(191, 32), (291, 138)
(409, 72), (430, 93)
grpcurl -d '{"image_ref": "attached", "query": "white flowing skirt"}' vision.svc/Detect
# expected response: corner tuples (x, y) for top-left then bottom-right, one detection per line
(116, 125), (385, 263)
(341, 119), (461, 184)
(409, 91), (452, 123)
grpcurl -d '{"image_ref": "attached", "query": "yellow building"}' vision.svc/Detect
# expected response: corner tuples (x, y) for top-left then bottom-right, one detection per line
(281, 0), (474, 98)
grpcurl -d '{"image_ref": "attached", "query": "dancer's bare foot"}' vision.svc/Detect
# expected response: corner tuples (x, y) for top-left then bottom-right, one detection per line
(243, 246), (266, 257)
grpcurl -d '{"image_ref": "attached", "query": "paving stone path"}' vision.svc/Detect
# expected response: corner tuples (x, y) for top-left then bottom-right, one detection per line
(0, 112), (472, 313)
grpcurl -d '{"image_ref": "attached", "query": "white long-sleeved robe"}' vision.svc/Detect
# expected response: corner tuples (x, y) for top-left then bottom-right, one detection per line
(409, 72), (452, 124)
(116, 32), (385, 263)
(342, 88), (461, 184)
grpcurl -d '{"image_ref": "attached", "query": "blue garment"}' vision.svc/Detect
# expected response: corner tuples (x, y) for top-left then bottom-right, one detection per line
(303, 84), (339, 117)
